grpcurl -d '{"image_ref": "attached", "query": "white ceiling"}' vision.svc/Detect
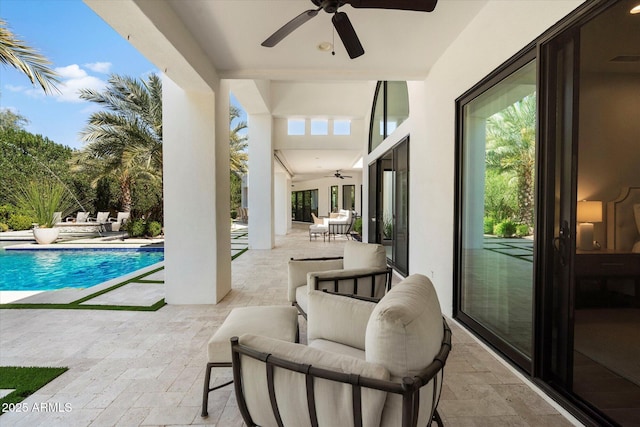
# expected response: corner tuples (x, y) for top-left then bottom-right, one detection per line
(89, 0), (489, 181)
(167, 0), (487, 81)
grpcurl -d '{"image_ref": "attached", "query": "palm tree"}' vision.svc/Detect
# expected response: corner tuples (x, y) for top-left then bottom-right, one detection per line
(73, 74), (163, 213)
(485, 94), (536, 226)
(0, 18), (60, 94)
(230, 105), (248, 175)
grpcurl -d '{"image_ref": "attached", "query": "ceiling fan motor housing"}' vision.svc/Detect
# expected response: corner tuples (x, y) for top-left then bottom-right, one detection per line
(312, 0), (343, 14)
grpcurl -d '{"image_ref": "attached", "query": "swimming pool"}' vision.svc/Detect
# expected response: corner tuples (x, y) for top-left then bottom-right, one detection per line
(0, 246), (164, 291)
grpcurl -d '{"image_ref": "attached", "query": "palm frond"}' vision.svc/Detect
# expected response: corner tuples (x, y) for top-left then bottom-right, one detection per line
(0, 19), (61, 95)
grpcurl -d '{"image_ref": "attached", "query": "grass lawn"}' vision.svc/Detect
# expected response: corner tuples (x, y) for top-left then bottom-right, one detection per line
(0, 366), (68, 414)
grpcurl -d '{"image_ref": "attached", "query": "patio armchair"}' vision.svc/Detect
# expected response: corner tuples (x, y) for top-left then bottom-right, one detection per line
(323, 209), (353, 240)
(231, 274), (451, 427)
(288, 241), (391, 318)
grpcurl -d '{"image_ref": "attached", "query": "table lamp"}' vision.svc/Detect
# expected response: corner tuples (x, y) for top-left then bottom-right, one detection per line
(577, 200), (602, 250)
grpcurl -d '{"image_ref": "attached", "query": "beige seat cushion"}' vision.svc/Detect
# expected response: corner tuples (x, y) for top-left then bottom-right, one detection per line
(288, 258), (343, 303)
(308, 339), (366, 360)
(207, 306), (298, 364)
(365, 274), (444, 427)
(236, 333), (389, 427)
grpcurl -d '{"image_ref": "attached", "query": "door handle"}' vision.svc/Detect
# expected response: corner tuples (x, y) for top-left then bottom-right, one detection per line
(554, 220), (570, 266)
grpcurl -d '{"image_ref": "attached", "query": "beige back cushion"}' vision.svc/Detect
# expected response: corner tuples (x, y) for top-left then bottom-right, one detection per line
(287, 258), (343, 302)
(237, 333), (389, 427)
(343, 242), (387, 270)
(365, 274), (444, 427)
(307, 290), (375, 351)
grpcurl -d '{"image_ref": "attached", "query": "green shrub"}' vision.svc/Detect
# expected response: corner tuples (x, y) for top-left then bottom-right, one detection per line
(7, 214), (34, 231)
(483, 217), (495, 234)
(147, 221), (162, 237)
(516, 224), (530, 237)
(0, 204), (16, 223)
(352, 217), (362, 235)
(494, 220), (517, 237)
(125, 218), (147, 238)
(0, 222), (8, 232)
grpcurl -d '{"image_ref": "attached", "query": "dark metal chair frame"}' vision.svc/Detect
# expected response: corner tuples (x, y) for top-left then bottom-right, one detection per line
(201, 320), (300, 417)
(290, 256), (393, 319)
(230, 318), (451, 427)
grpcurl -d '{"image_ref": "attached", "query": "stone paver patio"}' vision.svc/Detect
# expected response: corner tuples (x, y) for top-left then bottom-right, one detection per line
(0, 225), (580, 426)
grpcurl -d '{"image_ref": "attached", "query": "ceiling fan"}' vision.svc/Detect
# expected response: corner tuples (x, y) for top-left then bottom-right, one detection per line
(261, 0), (438, 59)
(325, 170), (353, 179)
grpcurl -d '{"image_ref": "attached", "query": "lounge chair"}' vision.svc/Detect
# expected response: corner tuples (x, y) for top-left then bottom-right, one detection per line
(108, 212), (130, 232)
(66, 211), (91, 222)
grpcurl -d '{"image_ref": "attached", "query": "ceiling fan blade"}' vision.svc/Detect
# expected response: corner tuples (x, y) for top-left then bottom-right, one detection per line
(332, 12), (364, 59)
(261, 8), (321, 47)
(346, 0), (437, 12)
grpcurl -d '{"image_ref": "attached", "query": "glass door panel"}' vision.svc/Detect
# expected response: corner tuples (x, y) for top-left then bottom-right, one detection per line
(459, 59), (537, 360)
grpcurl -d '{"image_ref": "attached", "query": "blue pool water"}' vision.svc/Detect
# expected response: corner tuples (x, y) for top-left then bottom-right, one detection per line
(0, 246), (164, 291)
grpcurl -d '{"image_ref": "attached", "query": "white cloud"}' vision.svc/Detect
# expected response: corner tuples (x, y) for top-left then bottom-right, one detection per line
(4, 84), (26, 92)
(85, 62), (112, 74)
(56, 64), (88, 79)
(51, 64), (107, 103)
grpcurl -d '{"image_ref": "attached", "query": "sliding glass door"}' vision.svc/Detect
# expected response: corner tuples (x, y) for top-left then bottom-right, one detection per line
(291, 189), (318, 223)
(456, 54), (537, 367)
(369, 137), (409, 276)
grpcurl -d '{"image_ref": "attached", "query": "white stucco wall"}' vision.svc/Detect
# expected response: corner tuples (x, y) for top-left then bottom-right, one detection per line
(408, 0), (584, 317)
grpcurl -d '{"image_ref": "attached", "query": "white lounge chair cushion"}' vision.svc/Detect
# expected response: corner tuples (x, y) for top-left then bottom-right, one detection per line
(236, 333), (389, 427)
(307, 290), (375, 351)
(365, 274), (444, 427)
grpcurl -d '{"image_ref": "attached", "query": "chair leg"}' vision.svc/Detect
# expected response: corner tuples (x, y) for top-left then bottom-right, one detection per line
(201, 362), (213, 417)
(432, 409), (443, 426)
(202, 362), (234, 417)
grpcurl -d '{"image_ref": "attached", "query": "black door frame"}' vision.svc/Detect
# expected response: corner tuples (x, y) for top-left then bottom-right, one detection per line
(454, 1), (621, 425)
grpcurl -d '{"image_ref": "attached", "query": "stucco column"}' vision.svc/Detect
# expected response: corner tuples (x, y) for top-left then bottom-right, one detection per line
(163, 76), (231, 304)
(274, 171), (291, 235)
(248, 114), (274, 249)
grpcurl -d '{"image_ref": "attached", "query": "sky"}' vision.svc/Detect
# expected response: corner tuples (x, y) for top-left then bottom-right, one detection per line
(0, 0), (245, 150)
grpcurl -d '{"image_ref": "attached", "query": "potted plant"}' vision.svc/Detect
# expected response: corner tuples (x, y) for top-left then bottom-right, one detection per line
(14, 180), (75, 244)
(350, 217), (363, 241)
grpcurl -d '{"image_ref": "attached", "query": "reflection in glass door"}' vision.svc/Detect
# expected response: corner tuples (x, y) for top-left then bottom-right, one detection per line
(569, 2), (640, 424)
(370, 137), (410, 276)
(457, 57), (537, 365)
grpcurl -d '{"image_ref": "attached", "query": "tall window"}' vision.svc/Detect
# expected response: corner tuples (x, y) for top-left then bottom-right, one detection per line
(456, 57), (536, 362)
(342, 185), (355, 211)
(330, 185), (338, 212)
(369, 81), (409, 152)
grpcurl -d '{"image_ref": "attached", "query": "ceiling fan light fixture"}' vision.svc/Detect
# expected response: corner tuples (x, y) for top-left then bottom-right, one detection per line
(317, 42), (333, 51)
(631, 3), (640, 14)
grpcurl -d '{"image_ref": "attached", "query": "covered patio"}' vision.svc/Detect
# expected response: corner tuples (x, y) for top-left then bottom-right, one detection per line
(0, 226), (577, 426)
